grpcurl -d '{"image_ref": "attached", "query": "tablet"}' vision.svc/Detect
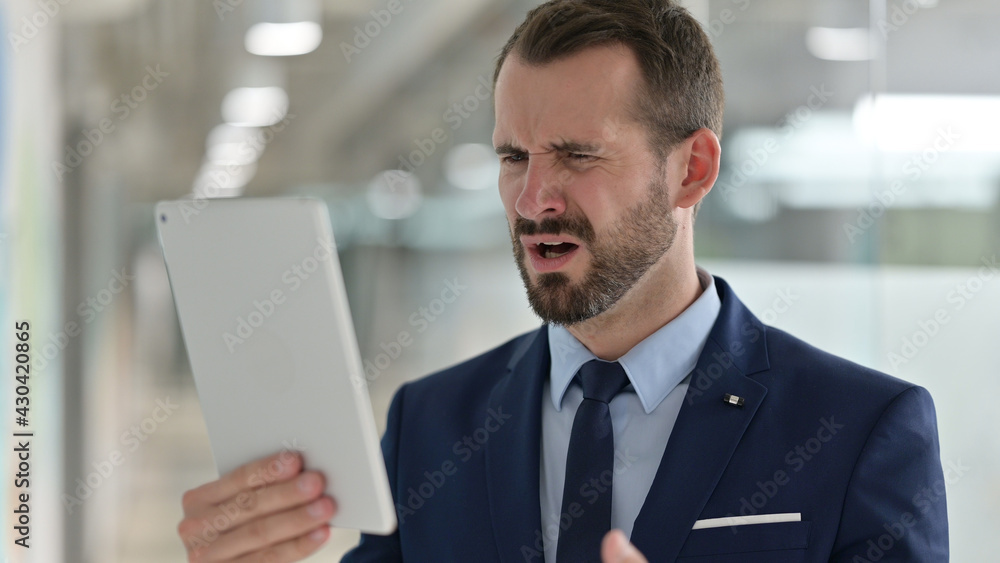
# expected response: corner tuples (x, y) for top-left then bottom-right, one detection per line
(155, 197), (396, 535)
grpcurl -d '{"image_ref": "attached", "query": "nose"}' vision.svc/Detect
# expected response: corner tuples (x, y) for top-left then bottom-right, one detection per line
(514, 157), (568, 220)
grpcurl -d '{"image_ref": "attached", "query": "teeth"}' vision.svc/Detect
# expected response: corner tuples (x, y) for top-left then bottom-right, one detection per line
(532, 241), (576, 260)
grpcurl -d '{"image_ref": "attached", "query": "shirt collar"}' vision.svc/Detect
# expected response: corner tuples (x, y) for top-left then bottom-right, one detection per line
(547, 267), (722, 414)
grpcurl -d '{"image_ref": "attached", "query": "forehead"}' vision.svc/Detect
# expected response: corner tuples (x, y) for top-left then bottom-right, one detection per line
(492, 45), (644, 149)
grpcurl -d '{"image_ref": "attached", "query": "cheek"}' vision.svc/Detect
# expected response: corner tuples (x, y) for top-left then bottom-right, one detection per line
(572, 190), (638, 237)
(566, 180), (612, 223)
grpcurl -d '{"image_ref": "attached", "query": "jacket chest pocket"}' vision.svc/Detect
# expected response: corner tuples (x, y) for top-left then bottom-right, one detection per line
(676, 521), (810, 562)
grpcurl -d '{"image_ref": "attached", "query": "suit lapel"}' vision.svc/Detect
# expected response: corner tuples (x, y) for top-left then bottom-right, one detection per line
(630, 277), (770, 561)
(485, 327), (549, 563)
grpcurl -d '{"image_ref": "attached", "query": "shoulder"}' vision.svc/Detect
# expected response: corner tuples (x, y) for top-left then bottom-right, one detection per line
(757, 324), (932, 424)
(709, 276), (925, 409)
(390, 327), (542, 412)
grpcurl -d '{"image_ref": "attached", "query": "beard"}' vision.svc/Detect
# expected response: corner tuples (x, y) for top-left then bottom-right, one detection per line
(510, 174), (678, 325)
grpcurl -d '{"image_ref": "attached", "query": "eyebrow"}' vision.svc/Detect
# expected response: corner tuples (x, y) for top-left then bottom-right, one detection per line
(550, 140), (602, 154)
(494, 142), (522, 156)
(494, 140), (603, 155)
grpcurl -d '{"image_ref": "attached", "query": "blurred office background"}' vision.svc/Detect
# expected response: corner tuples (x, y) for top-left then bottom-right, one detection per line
(1, 0), (998, 561)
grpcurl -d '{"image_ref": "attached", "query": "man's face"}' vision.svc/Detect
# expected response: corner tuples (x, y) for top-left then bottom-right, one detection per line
(493, 45), (679, 325)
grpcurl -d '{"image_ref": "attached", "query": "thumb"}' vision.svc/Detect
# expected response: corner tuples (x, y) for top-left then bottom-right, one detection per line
(601, 529), (647, 563)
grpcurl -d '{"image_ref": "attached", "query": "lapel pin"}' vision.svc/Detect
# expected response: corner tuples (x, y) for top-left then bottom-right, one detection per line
(723, 393), (745, 407)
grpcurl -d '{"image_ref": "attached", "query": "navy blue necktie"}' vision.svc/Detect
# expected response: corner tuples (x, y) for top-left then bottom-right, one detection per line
(556, 360), (630, 563)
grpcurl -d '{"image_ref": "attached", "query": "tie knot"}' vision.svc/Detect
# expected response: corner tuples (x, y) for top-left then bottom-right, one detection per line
(577, 360), (630, 404)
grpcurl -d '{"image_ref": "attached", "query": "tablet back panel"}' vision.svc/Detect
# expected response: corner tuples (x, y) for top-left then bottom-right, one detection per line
(155, 197), (396, 534)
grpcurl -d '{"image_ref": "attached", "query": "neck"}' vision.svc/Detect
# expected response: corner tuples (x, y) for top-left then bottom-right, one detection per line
(565, 257), (703, 361)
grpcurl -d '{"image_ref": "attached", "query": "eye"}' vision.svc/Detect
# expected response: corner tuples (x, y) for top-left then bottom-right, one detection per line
(567, 152), (596, 162)
(501, 152), (527, 164)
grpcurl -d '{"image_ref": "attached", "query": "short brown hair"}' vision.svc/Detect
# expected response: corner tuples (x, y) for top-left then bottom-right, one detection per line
(494, 0), (725, 159)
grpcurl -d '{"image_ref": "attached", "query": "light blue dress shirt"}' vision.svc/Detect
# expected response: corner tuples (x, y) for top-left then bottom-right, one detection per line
(539, 268), (721, 562)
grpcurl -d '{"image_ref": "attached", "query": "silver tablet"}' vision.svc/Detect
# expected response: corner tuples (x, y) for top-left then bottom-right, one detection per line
(155, 197), (396, 535)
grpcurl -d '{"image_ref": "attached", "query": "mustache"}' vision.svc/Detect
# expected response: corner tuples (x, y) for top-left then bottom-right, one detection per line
(513, 215), (595, 244)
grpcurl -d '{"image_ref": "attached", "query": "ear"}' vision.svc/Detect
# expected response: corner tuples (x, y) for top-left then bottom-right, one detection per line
(672, 128), (721, 210)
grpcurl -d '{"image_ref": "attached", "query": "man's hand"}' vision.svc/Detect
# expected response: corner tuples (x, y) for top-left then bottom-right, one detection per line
(177, 451), (336, 562)
(601, 529), (648, 563)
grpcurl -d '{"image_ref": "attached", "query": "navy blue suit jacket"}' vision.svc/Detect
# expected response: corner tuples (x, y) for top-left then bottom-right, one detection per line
(342, 276), (948, 562)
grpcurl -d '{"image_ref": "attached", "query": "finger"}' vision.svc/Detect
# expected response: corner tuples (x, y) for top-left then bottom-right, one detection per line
(601, 529), (647, 563)
(178, 471), (326, 549)
(230, 525), (330, 563)
(601, 529), (627, 561)
(183, 451), (303, 513)
(194, 496), (336, 561)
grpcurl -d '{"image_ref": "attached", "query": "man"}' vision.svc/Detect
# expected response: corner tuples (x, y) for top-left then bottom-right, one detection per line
(177, 1), (949, 561)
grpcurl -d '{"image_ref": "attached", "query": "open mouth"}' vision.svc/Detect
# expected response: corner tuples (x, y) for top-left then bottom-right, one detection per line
(523, 239), (582, 273)
(536, 241), (578, 259)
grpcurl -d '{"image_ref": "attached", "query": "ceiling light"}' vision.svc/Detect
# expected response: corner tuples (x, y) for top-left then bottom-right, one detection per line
(853, 94), (1000, 153)
(191, 161), (257, 199)
(221, 87), (288, 127)
(245, 21), (322, 56)
(806, 27), (871, 61)
(205, 124), (264, 165)
(443, 143), (499, 191)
